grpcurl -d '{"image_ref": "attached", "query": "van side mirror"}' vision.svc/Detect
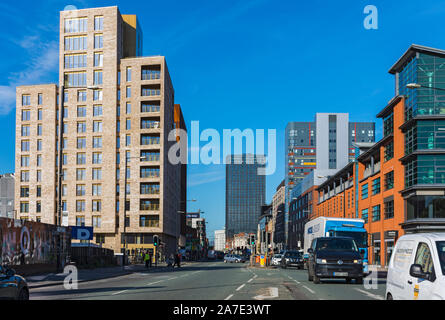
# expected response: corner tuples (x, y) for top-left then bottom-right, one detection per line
(308, 248), (313, 254)
(410, 264), (430, 281)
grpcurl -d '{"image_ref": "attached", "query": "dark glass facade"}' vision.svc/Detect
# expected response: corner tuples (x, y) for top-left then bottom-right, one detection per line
(225, 155), (265, 239)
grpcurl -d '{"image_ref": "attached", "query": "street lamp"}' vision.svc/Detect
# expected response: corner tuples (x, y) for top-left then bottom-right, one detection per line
(122, 154), (147, 269)
(406, 83), (445, 91)
(57, 84), (99, 227)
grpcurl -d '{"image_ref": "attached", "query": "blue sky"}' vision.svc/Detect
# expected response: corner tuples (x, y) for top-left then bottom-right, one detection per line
(1, 0), (445, 240)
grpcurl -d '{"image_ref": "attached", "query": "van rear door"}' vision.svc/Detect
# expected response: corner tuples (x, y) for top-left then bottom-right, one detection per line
(388, 240), (415, 299)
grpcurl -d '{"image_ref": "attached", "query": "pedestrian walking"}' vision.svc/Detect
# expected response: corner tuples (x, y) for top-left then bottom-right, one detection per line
(144, 251), (150, 269)
(148, 251), (153, 268)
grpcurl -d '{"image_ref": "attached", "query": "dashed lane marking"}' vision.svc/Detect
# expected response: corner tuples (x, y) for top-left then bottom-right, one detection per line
(236, 284), (246, 291)
(225, 294), (234, 300)
(355, 288), (384, 300)
(111, 290), (128, 296)
(302, 285), (316, 295)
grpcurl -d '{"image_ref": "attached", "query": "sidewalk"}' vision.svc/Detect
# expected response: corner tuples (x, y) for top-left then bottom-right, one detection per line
(26, 262), (173, 289)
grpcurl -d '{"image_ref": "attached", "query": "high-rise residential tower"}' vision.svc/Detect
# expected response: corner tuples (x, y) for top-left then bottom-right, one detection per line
(15, 6), (186, 257)
(225, 154), (266, 240)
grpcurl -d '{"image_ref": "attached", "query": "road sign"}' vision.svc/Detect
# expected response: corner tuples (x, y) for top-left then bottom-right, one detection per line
(71, 226), (94, 240)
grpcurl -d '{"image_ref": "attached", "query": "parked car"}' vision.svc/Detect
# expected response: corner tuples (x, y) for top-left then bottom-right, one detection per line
(281, 251), (304, 269)
(271, 254), (283, 266)
(216, 251), (225, 260)
(307, 237), (364, 284)
(0, 265), (29, 300)
(208, 250), (216, 260)
(386, 233), (445, 300)
(224, 254), (245, 263)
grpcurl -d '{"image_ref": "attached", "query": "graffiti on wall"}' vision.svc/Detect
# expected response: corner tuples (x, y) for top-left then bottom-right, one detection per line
(0, 218), (70, 266)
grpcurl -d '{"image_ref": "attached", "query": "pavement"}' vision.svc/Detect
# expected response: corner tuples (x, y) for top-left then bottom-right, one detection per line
(29, 260), (388, 300)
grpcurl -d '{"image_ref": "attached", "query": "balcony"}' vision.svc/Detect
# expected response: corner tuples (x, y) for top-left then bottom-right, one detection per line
(141, 66), (161, 81)
(142, 85), (161, 97)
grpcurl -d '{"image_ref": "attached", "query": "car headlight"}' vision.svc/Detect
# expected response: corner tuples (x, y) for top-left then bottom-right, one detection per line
(316, 259), (327, 264)
(354, 259), (362, 264)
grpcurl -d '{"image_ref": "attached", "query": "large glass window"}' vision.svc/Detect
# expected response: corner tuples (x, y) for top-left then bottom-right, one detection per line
(372, 205), (381, 222)
(64, 72), (87, 87)
(139, 215), (159, 228)
(385, 171), (394, 190)
(407, 195), (445, 220)
(361, 183), (368, 199)
(140, 199), (160, 211)
(384, 200), (394, 219)
(94, 34), (103, 49)
(406, 155), (445, 187)
(384, 141), (394, 161)
(94, 52), (103, 67)
(372, 178), (381, 195)
(64, 54), (87, 69)
(64, 17), (87, 33)
(64, 36), (87, 51)
(383, 113), (394, 137)
(361, 209), (368, 223)
(94, 16), (104, 31)
(436, 242), (445, 276)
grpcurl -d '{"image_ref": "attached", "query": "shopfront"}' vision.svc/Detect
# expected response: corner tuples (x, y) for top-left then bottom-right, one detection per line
(384, 230), (398, 266)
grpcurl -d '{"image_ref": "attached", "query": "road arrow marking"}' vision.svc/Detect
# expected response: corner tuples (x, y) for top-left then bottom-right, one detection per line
(253, 287), (279, 300)
(355, 288), (384, 300)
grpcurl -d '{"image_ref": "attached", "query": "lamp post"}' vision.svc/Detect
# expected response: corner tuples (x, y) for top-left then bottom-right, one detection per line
(122, 154), (147, 269)
(57, 85), (98, 227)
(406, 83), (445, 91)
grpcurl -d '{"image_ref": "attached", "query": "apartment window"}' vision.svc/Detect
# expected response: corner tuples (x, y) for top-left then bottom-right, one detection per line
(117, 137), (120, 148)
(92, 184), (102, 196)
(383, 200), (394, 219)
(141, 103), (160, 113)
(92, 200), (102, 212)
(62, 184), (67, 196)
(383, 172), (394, 191)
(93, 137), (103, 148)
(118, 71), (121, 85)
(77, 122), (86, 133)
(141, 135), (160, 145)
(93, 105), (103, 116)
(64, 72), (87, 87)
(126, 119), (131, 130)
(93, 89), (103, 101)
(141, 151), (160, 162)
(126, 167), (131, 179)
(94, 16), (104, 31)
(125, 216), (130, 227)
(361, 209), (368, 223)
(36, 171), (41, 182)
(140, 215), (159, 228)
(361, 183), (368, 199)
(21, 110), (30, 121)
(126, 103), (131, 114)
(77, 106), (86, 118)
(20, 186), (29, 198)
(93, 121), (102, 133)
(126, 67), (132, 82)
(21, 125), (30, 137)
(384, 141), (394, 162)
(117, 105), (121, 117)
(62, 169), (67, 181)
(76, 153), (86, 165)
(78, 90), (87, 102)
(76, 169), (86, 181)
(38, 109), (42, 121)
(21, 171), (30, 182)
(76, 216), (85, 226)
(141, 119), (160, 129)
(126, 86), (131, 98)
(94, 34), (103, 49)
(142, 66), (161, 80)
(21, 140), (30, 152)
(36, 201), (41, 213)
(92, 168), (102, 180)
(140, 183), (160, 195)
(77, 137), (86, 149)
(126, 135), (131, 146)
(20, 202), (29, 213)
(64, 17), (87, 33)
(117, 121), (120, 132)
(140, 199), (160, 211)
(22, 95), (31, 106)
(62, 153), (68, 165)
(126, 183), (131, 195)
(372, 178), (381, 195)
(372, 205), (381, 222)
(37, 124), (42, 136)
(92, 216), (102, 228)
(76, 201), (86, 213)
(116, 152), (120, 164)
(21, 156), (29, 167)
(93, 152), (102, 164)
(38, 93), (43, 105)
(36, 186), (41, 197)
(62, 138), (68, 150)
(94, 70), (103, 85)
(37, 140), (42, 151)
(76, 185), (86, 196)
(141, 167), (160, 178)
(117, 90), (121, 101)
(64, 53), (87, 69)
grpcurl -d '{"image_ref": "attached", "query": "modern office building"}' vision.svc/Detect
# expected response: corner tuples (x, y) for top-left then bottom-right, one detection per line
(284, 114), (375, 246)
(0, 174), (15, 219)
(214, 229), (226, 251)
(15, 6), (186, 258)
(225, 154), (266, 239)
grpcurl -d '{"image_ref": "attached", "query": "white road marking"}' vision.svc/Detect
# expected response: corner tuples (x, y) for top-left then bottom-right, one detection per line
(225, 294), (234, 300)
(302, 285), (315, 294)
(146, 280), (163, 286)
(112, 290), (128, 296)
(236, 284), (246, 291)
(355, 288), (384, 300)
(168, 277), (178, 280)
(254, 287), (279, 300)
(253, 274), (258, 279)
(294, 280), (300, 284)
(247, 278), (253, 283)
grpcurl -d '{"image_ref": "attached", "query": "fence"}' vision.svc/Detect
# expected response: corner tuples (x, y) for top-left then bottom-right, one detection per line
(70, 246), (117, 268)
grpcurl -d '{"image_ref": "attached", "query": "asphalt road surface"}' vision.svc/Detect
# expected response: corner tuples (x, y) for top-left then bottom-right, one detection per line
(30, 261), (387, 300)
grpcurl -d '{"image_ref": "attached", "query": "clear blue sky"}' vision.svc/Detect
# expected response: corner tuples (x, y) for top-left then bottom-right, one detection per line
(1, 0), (445, 239)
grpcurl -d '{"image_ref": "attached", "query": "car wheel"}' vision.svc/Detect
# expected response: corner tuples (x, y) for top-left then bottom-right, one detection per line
(356, 277), (363, 285)
(297, 266), (301, 270)
(345, 278), (351, 284)
(386, 293), (393, 300)
(313, 274), (320, 284)
(17, 288), (29, 301)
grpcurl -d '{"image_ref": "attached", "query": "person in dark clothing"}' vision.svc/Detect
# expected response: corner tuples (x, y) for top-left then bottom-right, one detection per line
(174, 253), (181, 268)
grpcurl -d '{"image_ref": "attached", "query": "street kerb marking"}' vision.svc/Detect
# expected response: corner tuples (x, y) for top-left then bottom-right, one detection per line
(355, 288), (384, 300)
(225, 294), (234, 300)
(302, 285), (315, 295)
(236, 284), (246, 291)
(253, 287), (279, 300)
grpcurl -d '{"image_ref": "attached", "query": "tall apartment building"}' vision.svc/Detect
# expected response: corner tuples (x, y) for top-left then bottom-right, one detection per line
(15, 6), (186, 257)
(284, 114), (375, 246)
(225, 154), (266, 239)
(214, 229), (226, 251)
(0, 174), (15, 219)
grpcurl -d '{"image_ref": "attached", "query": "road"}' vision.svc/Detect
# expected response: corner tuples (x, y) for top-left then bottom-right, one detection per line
(30, 261), (387, 300)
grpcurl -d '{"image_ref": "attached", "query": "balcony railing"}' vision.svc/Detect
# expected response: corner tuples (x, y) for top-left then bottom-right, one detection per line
(142, 71), (161, 81)
(142, 89), (161, 97)
(141, 121), (160, 129)
(141, 105), (160, 113)
(140, 204), (160, 211)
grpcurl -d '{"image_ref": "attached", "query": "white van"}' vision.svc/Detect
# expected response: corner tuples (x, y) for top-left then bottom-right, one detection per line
(386, 233), (445, 300)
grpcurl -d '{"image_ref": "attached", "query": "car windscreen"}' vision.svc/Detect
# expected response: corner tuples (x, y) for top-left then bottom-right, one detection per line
(286, 252), (301, 258)
(334, 231), (367, 247)
(436, 241), (445, 276)
(316, 238), (358, 252)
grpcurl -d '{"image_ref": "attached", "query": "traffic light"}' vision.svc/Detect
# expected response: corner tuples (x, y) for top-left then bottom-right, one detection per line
(250, 235), (255, 246)
(153, 235), (159, 247)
